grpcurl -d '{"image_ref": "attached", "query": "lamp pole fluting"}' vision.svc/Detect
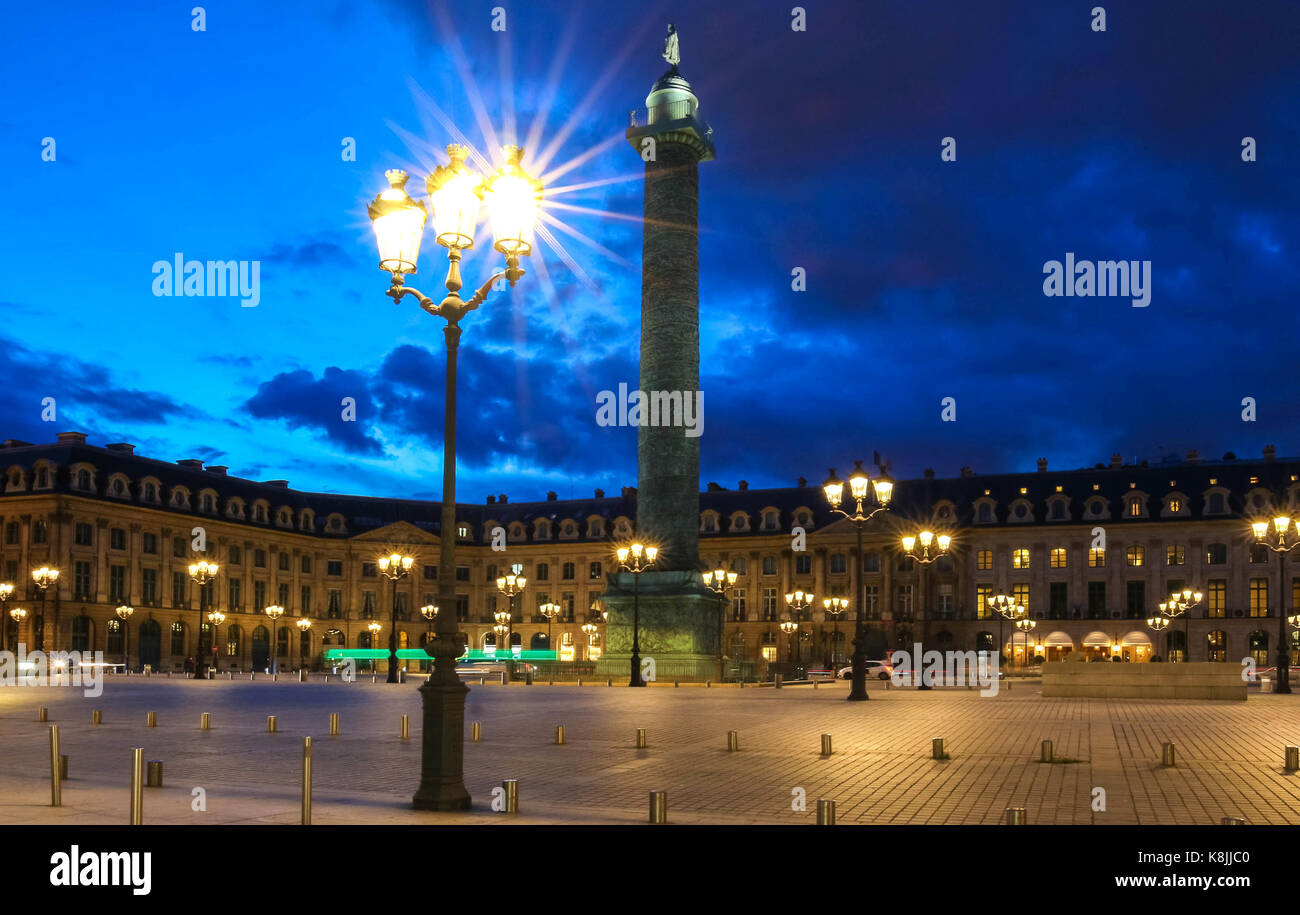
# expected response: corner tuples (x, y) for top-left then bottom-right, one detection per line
(616, 542), (658, 687)
(207, 610), (225, 672)
(377, 553), (414, 683)
(823, 461), (895, 701)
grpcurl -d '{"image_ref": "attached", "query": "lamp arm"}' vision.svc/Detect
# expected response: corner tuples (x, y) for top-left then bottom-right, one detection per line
(387, 281), (436, 311)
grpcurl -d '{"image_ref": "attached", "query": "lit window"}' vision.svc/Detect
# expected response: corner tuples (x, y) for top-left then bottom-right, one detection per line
(1050, 548), (1067, 568)
(1166, 544), (1185, 566)
(1089, 548), (1106, 567)
(1012, 548), (1030, 569)
(976, 550), (992, 571)
(1126, 545), (1144, 567)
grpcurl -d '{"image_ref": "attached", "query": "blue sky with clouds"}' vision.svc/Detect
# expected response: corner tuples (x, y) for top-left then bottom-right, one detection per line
(1, 0), (1297, 502)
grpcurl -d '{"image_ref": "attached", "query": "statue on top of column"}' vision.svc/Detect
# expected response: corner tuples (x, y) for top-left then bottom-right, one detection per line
(662, 23), (680, 72)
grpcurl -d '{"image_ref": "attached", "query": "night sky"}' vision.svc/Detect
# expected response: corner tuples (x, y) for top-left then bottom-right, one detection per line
(1, 0), (1297, 502)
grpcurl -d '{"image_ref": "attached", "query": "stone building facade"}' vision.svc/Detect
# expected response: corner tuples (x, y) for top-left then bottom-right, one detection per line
(1, 432), (1296, 675)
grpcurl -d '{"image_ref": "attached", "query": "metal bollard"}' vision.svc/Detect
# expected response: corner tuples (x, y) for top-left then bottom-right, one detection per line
(370, 672), (376, 683)
(299, 669), (306, 682)
(1286, 746), (1299, 772)
(1041, 739), (1053, 763)
(38, 707), (47, 722)
(555, 725), (565, 745)
(267, 715), (278, 733)
(1162, 742), (1176, 767)
(227, 671), (232, 680)
(813, 681), (818, 690)
(400, 715), (410, 739)
(577, 679), (583, 687)
(471, 721), (482, 742)
(774, 674), (783, 689)
(49, 726), (61, 807)
(92, 710), (102, 725)
(200, 712), (211, 730)
(501, 671), (507, 685)
(636, 728), (647, 749)
(302, 737), (312, 825)
(649, 790), (668, 824)
(146, 760), (163, 788)
(525, 669), (533, 685)
(146, 711), (157, 727)
(727, 730), (739, 752)
(674, 680), (679, 688)
(59, 755), (68, 780)
(706, 680), (711, 688)
(821, 733), (833, 756)
(607, 678), (613, 687)
(816, 799), (836, 825)
(1221, 815), (1245, 825)
(329, 713), (339, 736)
(1004, 807), (1027, 825)
(933, 737), (946, 759)
(129, 748), (144, 825)
(501, 779), (518, 813)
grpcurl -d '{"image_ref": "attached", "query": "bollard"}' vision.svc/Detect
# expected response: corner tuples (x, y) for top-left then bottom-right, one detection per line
(821, 733), (833, 757)
(607, 678), (613, 687)
(299, 669), (306, 683)
(129, 748), (144, 825)
(774, 674), (783, 689)
(371, 672), (376, 683)
(400, 715), (410, 740)
(92, 709), (102, 725)
(146, 760), (163, 788)
(1041, 739), (1054, 763)
(932, 737), (946, 759)
(267, 715), (278, 734)
(674, 680), (679, 688)
(251, 672), (256, 681)
(635, 727), (647, 749)
(502, 778), (519, 813)
(814, 681), (818, 690)
(1161, 742), (1176, 767)
(398, 669), (405, 684)
(816, 799), (836, 825)
(49, 726), (61, 807)
(1221, 815), (1245, 825)
(727, 730), (739, 752)
(301, 737), (312, 825)
(555, 725), (565, 745)
(329, 713), (339, 736)
(577, 679), (583, 687)
(227, 671), (232, 680)
(471, 721), (482, 742)
(59, 754), (68, 780)
(525, 669), (533, 686)
(649, 790), (668, 824)
(1004, 807), (1027, 825)
(1286, 746), (1299, 772)
(706, 680), (711, 688)
(501, 671), (507, 686)
(38, 707), (47, 722)
(146, 711), (157, 728)
(200, 712), (211, 730)
(273, 673), (278, 682)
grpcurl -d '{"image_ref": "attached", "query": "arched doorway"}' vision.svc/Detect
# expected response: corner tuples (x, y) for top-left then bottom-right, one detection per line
(251, 625), (270, 670)
(1081, 630), (1110, 661)
(1119, 630), (1151, 662)
(418, 631), (432, 672)
(1249, 630), (1269, 667)
(530, 632), (549, 651)
(225, 624), (243, 666)
(1167, 629), (1187, 662)
(1043, 631), (1074, 662)
(138, 620), (162, 670)
(1207, 629), (1227, 662)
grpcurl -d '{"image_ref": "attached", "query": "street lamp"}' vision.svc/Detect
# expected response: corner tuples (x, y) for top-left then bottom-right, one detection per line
(779, 616), (799, 663)
(539, 601), (561, 658)
(823, 460), (894, 701)
(367, 620), (383, 674)
(1015, 618), (1037, 667)
(296, 616), (312, 671)
(369, 141), (543, 812)
(785, 590), (814, 667)
(377, 553), (415, 683)
(615, 542), (659, 687)
(581, 620), (598, 661)
(703, 568), (736, 680)
(900, 529), (953, 689)
(0, 582), (12, 651)
(823, 597), (850, 667)
(9, 606), (27, 652)
(115, 605), (134, 670)
(187, 560), (219, 678)
(420, 604), (438, 670)
(30, 566), (59, 652)
(263, 605), (284, 675)
(1147, 615), (1170, 660)
(987, 594), (1026, 670)
(207, 610), (226, 671)
(495, 572), (527, 675)
(1252, 514), (1300, 693)
(1158, 588), (1203, 665)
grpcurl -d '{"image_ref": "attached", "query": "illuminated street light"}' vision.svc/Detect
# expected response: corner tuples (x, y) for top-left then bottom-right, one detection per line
(1158, 588), (1203, 666)
(703, 568), (737, 680)
(187, 560), (219, 678)
(377, 553), (415, 683)
(115, 604), (134, 669)
(30, 566), (59, 652)
(495, 572), (528, 675)
(1251, 512), (1299, 693)
(295, 616), (312, 671)
(615, 542), (659, 687)
(263, 605), (285, 675)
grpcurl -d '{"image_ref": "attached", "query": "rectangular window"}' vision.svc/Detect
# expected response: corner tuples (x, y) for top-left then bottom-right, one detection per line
(254, 549), (267, 568)
(1087, 581), (1106, 617)
(301, 585), (311, 614)
(863, 552), (880, 573)
(424, 564), (437, 580)
(536, 563), (549, 581)
(864, 585), (879, 618)
(328, 589), (342, 617)
(75, 523), (93, 547)
(762, 556), (777, 576)
(254, 580), (267, 610)
(363, 591), (376, 617)
(1012, 583), (1029, 611)
(896, 584), (913, 616)
(830, 553), (846, 574)
(5, 522), (22, 547)
(795, 555), (812, 575)
(73, 561), (92, 599)
(1049, 581), (1068, 618)
(1207, 580), (1226, 618)
(229, 578), (242, 611)
(456, 566), (470, 582)
(109, 565), (125, 602)
(173, 572), (187, 607)
(110, 528), (126, 550)
(1126, 581), (1145, 618)
(936, 583), (953, 618)
(976, 584), (993, 618)
(1126, 545), (1145, 567)
(562, 562), (575, 580)
(1206, 543), (1227, 565)
(1250, 578), (1269, 617)
(1088, 548), (1106, 567)
(1050, 548), (1067, 569)
(141, 568), (158, 605)
(278, 582), (290, 606)
(278, 552), (290, 572)
(1166, 544), (1185, 566)
(142, 532), (158, 554)
(362, 562), (376, 578)
(228, 545), (241, 565)
(32, 520), (48, 544)
(762, 588), (777, 620)
(976, 550), (993, 571)
(456, 594), (469, 622)
(1012, 548), (1030, 569)
(300, 555), (311, 574)
(589, 561), (602, 580)
(327, 560), (343, 577)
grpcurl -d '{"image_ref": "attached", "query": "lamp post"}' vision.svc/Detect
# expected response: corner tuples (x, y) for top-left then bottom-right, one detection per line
(492, 621), (510, 662)
(296, 616), (312, 671)
(703, 568), (736, 680)
(0, 582), (12, 651)
(822, 597), (849, 667)
(495, 572), (527, 676)
(1147, 615), (1170, 660)
(367, 621), (382, 673)
(539, 601), (561, 656)
(616, 542), (659, 687)
(987, 594), (1026, 670)
(420, 604), (438, 672)
(30, 566), (59, 653)
(1015, 618), (1037, 667)
(263, 605), (284, 675)
(1158, 588), (1202, 664)
(9, 606), (27, 652)
(1252, 515), (1300, 693)
(187, 560), (219, 678)
(115, 605), (134, 670)
(823, 461), (895, 701)
(779, 617), (798, 664)
(784, 590), (814, 667)
(581, 620), (598, 662)
(377, 553), (415, 683)
(207, 610), (225, 671)
(369, 141), (543, 812)
(901, 530), (953, 688)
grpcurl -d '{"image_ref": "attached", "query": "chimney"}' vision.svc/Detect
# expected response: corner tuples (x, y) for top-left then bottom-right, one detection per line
(487, 495), (496, 504)
(206, 465), (228, 475)
(738, 480), (749, 491)
(498, 493), (508, 504)
(1037, 458), (1047, 473)
(56, 432), (88, 445)
(621, 486), (638, 499)
(1185, 449), (1199, 464)
(263, 480), (289, 488)
(547, 491), (558, 501)
(960, 466), (973, 478)
(1264, 444), (1277, 461)
(923, 468), (935, 480)
(177, 459), (204, 469)
(1110, 453), (1123, 469)
(707, 482), (723, 492)
(797, 477), (806, 488)
(594, 488), (605, 499)
(3, 440), (34, 448)
(106, 443), (135, 455)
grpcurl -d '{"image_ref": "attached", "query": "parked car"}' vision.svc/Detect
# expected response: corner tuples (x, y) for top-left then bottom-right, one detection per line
(838, 660), (893, 680)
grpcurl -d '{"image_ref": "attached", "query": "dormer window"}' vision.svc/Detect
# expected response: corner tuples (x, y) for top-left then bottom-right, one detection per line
(278, 510), (291, 526)
(1087, 498), (1107, 517)
(1208, 493), (1226, 514)
(731, 514), (748, 532)
(254, 504), (268, 523)
(201, 494), (216, 513)
(1050, 501), (1066, 520)
(111, 478), (126, 497)
(143, 482), (158, 502)
(36, 468), (49, 488)
(701, 514), (718, 533)
(76, 469), (91, 490)
(588, 519), (604, 538)
(977, 503), (993, 523)
(762, 511), (779, 530)
(796, 510), (811, 527)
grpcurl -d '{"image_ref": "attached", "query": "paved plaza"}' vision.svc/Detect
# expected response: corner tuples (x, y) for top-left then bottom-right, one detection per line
(1, 676), (1297, 826)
